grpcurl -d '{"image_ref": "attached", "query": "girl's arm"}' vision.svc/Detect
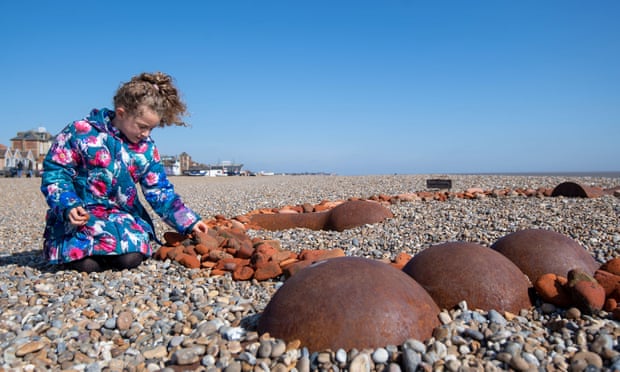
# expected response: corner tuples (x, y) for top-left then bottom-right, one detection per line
(140, 147), (202, 235)
(40, 126), (84, 220)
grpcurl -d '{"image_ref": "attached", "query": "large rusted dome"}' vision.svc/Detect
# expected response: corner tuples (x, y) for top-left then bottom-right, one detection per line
(257, 256), (440, 351)
(403, 242), (532, 313)
(491, 229), (599, 283)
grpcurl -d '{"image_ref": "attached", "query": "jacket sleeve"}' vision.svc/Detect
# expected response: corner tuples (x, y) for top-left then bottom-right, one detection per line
(40, 125), (84, 220)
(140, 147), (202, 234)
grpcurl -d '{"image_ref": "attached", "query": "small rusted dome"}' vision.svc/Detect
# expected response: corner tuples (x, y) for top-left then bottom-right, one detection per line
(247, 200), (392, 232)
(491, 229), (599, 283)
(257, 256), (440, 351)
(248, 211), (330, 231)
(325, 200), (393, 232)
(403, 242), (532, 313)
(551, 181), (604, 198)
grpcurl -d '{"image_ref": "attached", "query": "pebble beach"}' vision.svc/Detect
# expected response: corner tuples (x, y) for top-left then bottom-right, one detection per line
(1, 174), (619, 371)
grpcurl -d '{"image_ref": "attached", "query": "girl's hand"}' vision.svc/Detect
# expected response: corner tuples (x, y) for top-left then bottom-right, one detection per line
(192, 221), (209, 234)
(68, 206), (90, 226)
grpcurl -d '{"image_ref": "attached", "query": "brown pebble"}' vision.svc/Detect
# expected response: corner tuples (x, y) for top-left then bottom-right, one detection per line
(593, 269), (620, 296)
(233, 265), (254, 281)
(15, 341), (46, 357)
(117, 311), (133, 331)
(254, 261), (283, 281)
(534, 273), (571, 307)
(600, 257), (620, 275)
(177, 253), (201, 269)
(163, 231), (188, 246)
(567, 269), (606, 314)
(565, 307), (581, 319)
(604, 298), (617, 312)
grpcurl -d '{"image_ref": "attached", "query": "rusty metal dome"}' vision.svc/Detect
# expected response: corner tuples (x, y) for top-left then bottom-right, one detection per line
(491, 229), (599, 283)
(403, 242), (533, 313)
(257, 256), (440, 351)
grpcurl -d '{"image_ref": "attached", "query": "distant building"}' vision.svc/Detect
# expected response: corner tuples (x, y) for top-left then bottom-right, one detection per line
(1, 127), (53, 176)
(206, 160), (244, 176)
(179, 152), (192, 173)
(171, 153), (244, 177)
(161, 155), (182, 176)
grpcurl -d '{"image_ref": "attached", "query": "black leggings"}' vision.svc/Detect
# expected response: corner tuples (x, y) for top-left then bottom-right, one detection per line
(66, 253), (145, 273)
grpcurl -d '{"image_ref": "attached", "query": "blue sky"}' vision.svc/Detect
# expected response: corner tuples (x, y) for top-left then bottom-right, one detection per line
(1, 1), (618, 175)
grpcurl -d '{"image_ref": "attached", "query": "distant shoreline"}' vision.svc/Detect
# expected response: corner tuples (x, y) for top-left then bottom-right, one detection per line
(448, 171), (620, 178)
(334, 171), (620, 178)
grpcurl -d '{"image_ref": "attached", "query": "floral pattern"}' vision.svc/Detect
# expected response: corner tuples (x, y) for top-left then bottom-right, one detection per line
(41, 108), (202, 264)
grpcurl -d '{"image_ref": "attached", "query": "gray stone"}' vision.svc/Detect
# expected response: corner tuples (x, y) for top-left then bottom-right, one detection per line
(172, 348), (201, 365)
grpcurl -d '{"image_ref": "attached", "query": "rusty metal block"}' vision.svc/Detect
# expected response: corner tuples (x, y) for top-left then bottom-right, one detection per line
(257, 256), (440, 351)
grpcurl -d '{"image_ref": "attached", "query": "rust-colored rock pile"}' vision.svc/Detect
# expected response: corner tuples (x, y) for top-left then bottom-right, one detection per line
(490, 229), (619, 319)
(257, 257), (440, 352)
(534, 258), (620, 319)
(153, 229), (354, 281)
(154, 226), (413, 281)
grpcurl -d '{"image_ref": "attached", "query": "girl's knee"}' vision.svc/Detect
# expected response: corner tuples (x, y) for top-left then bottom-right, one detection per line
(107, 252), (145, 270)
(66, 257), (105, 273)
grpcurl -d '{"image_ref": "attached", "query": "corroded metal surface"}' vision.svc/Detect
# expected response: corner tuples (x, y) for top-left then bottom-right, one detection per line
(257, 256), (440, 352)
(402, 242), (532, 313)
(248, 200), (393, 232)
(248, 210), (330, 231)
(491, 229), (599, 283)
(551, 181), (604, 198)
(325, 200), (394, 232)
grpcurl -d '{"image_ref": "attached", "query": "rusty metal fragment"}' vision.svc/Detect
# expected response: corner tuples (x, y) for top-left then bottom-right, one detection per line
(257, 256), (440, 351)
(402, 242), (532, 313)
(491, 229), (599, 283)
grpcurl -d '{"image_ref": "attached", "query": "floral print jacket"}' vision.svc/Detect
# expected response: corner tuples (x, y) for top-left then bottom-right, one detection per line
(41, 108), (202, 264)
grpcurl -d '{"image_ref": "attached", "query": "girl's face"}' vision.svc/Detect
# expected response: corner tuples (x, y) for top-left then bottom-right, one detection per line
(112, 106), (160, 144)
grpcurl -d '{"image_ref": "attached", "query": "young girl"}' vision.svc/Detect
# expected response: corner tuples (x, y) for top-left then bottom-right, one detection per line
(41, 72), (209, 272)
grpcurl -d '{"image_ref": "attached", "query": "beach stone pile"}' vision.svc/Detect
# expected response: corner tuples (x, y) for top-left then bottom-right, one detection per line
(153, 228), (348, 281)
(535, 258), (620, 318)
(2, 175), (619, 371)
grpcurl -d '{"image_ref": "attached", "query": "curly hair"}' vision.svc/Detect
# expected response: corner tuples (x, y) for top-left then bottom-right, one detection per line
(113, 72), (188, 127)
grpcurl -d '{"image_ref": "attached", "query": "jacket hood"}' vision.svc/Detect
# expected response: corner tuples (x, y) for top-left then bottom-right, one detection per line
(86, 108), (119, 136)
